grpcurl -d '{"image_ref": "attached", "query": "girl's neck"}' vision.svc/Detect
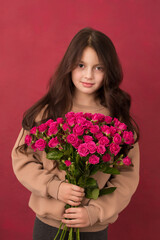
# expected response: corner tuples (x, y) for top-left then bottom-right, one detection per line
(72, 101), (105, 111)
(72, 94), (102, 109)
(71, 95), (109, 115)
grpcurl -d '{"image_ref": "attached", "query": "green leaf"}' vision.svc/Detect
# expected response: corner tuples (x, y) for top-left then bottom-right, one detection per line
(77, 176), (85, 187)
(74, 168), (81, 177)
(85, 188), (99, 199)
(90, 164), (100, 176)
(86, 178), (97, 187)
(64, 150), (69, 156)
(47, 150), (63, 160)
(103, 167), (120, 175)
(99, 187), (116, 196)
(59, 163), (67, 171)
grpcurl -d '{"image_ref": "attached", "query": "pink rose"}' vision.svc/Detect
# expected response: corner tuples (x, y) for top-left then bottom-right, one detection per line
(75, 112), (84, 119)
(105, 116), (112, 124)
(86, 141), (97, 154)
(45, 119), (54, 127)
(92, 113), (105, 122)
(84, 120), (93, 129)
(90, 125), (100, 134)
(38, 123), (47, 132)
(95, 132), (103, 140)
(67, 134), (78, 145)
(62, 123), (71, 132)
(57, 118), (64, 124)
(25, 135), (32, 146)
(48, 123), (58, 136)
(65, 111), (75, 118)
(123, 131), (134, 145)
(110, 126), (117, 136)
(30, 126), (37, 134)
(83, 135), (93, 143)
(35, 139), (46, 151)
(48, 137), (59, 148)
(73, 124), (84, 136)
(76, 117), (86, 125)
(89, 155), (100, 164)
(102, 153), (111, 162)
(113, 133), (122, 145)
(73, 139), (83, 149)
(99, 136), (110, 146)
(97, 144), (106, 154)
(122, 156), (131, 166)
(64, 160), (72, 167)
(78, 143), (89, 157)
(83, 113), (93, 119)
(109, 142), (120, 156)
(67, 117), (76, 127)
(113, 118), (121, 127)
(101, 125), (111, 135)
(118, 123), (127, 130)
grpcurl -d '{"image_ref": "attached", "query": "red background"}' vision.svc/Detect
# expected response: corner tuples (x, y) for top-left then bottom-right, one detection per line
(0, 0), (159, 239)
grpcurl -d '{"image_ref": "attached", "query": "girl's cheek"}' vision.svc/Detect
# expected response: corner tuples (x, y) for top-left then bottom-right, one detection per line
(72, 71), (83, 81)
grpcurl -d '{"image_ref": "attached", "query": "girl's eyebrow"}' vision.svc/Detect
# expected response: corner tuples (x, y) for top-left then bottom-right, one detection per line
(80, 60), (104, 66)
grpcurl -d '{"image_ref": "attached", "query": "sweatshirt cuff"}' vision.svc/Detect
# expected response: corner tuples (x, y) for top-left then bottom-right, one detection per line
(47, 179), (65, 200)
(84, 205), (99, 226)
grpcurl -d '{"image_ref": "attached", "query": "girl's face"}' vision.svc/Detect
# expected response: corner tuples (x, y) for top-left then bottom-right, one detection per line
(71, 47), (105, 98)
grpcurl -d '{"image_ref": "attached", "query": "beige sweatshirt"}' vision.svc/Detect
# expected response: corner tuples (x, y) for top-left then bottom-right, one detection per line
(11, 105), (140, 232)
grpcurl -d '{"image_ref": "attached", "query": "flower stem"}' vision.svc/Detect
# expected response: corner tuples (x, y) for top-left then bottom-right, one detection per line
(60, 224), (68, 240)
(68, 227), (73, 240)
(53, 222), (63, 240)
(76, 228), (80, 240)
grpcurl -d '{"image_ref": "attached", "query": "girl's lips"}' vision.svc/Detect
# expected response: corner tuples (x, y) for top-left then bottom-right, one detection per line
(81, 82), (94, 87)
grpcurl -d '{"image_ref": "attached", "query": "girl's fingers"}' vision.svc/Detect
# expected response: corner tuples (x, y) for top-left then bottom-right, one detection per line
(62, 218), (79, 224)
(72, 191), (85, 198)
(68, 200), (81, 206)
(65, 207), (80, 213)
(72, 185), (84, 193)
(63, 213), (77, 219)
(70, 195), (83, 202)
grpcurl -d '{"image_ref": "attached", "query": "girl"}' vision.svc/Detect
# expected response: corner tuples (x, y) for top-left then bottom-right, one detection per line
(12, 27), (140, 240)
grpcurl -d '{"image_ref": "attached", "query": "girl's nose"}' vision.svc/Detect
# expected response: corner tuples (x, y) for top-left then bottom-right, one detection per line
(85, 68), (93, 79)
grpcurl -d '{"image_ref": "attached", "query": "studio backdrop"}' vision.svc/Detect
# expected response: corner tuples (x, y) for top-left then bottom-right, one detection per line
(0, 0), (159, 240)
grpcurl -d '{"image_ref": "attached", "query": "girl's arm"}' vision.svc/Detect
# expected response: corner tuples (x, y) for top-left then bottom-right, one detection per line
(11, 127), (64, 199)
(83, 142), (140, 226)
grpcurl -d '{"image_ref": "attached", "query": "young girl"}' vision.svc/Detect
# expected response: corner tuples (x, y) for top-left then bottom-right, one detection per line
(12, 27), (140, 240)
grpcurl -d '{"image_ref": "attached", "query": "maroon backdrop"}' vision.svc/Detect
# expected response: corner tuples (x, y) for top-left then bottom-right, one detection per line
(0, 0), (159, 239)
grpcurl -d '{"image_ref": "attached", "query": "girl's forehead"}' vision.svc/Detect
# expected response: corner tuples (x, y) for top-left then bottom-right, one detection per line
(80, 47), (103, 62)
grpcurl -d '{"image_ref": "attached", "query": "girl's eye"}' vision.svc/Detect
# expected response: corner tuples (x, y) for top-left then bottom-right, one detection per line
(78, 63), (84, 68)
(96, 66), (104, 71)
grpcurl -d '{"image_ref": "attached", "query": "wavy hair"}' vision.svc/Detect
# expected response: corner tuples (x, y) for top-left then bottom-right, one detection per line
(18, 27), (139, 154)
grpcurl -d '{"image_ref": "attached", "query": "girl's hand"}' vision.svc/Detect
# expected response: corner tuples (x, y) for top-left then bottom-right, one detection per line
(62, 207), (90, 228)
(58, 182), (85, 206)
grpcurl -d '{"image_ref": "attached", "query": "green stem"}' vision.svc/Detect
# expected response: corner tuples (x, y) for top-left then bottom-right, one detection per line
(68, 227), (73, 240)
(61, 224), (68, 240)
(53, 222), (63, 240)
(59, 224), (67, 240)
(76, 228), (80, 240)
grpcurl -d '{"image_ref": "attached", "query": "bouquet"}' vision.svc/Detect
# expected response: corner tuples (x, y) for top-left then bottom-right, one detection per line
(25, 111), (135, 240)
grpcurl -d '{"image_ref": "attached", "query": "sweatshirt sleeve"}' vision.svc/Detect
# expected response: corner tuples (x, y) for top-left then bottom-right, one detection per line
(11, 128), (64, 200)
(84, 142), (140, 226)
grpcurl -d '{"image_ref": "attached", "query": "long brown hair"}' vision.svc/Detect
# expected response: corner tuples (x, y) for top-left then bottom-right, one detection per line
(19, 27), (139, 153)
